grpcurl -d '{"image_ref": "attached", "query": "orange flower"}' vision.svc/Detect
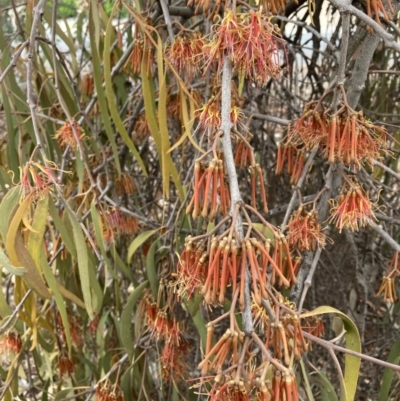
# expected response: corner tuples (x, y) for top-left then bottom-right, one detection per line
(329, 182), (376, 232)
(55, 120), (85, 150)
(287, 208), (326, 251)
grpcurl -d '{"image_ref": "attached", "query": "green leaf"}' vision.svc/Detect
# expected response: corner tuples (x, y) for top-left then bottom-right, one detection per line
(0, 249), (26, 276)
(0, 186), (21, 243)
(300, 358), (315, 401)
(48, 197), (76, 259)
(103, 5), (147, 176)
(141, 52), (184, 201)
(146, 240), (159, 298)
(27, 192), (49, 275)
(121, 281), (148, 360)
(301, 306), (362, 401)
(66, 210), (94, 320)
(311, 370), (339, 401)
(378, 339), (400, 401)
(41, 253), (72, 356)
(89, 0), (121, 175)
(127, 229), (159, 263)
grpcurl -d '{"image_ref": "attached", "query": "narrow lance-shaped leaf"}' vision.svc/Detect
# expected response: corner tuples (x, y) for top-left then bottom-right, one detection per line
(66, 209), (94, 320)
(301, 306), (362, 401)
(103, 4), (148, 176)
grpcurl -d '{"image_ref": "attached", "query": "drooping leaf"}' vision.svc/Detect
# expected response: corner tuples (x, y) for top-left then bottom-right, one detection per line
(103, 5), (147, 176)
(301, 306), (362, 401)
(89, 0), (121, 175)
(66, 209), (94, 320)
(127, 229), (159, 263)
(378, 339), (400, 401)
(121, 280), (148, 360)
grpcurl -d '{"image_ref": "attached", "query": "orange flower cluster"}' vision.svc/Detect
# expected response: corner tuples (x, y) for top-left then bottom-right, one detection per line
(96, 380), (124, 401)
(199, 326), (244, 376)
(132, 114), (151, 143)
(376, 251), (400, 303)
(167, 32), (204, 80)
(187, 0), (224, 19)
(129, 35), (154, 76)
(186, 158), (231, 220)
(176, 216), (300, 307)
(329, 180), (376, 232)
(115, 173), (136, 196)
(196, 94), (244, 132)
(174, 236), (208, 299)
(285, 101), (388, 169)
(287, 207), (326, 251)
(252, 298), (324, 363)
(58, 355), (75, 377)
(0, 332), (22, 354)
(204, 10), (282, 85)
(139, 295), (188, 381)
(18, 160), (63, 198)
(55, 120), (85, 151)
(234, 135), (253, 168)
(366, 0), (394, 25)
(81, 74), (94, 96)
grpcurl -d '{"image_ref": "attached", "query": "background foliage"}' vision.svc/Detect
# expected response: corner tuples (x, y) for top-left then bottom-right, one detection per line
(0, 0), (400, 400)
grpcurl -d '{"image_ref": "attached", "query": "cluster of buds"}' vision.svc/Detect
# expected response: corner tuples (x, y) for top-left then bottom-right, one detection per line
(167, 32), (204, 80)
(275, 143), (306, 185)
(196, 93), (244, 133)
(56, 312), (83, 348)
(249, 164), (268, 214)
(128, 32), (154, 76)
(186, 157), (231, 220)
(376, 251), (400, 303)
(96, 380), (124, 401)
(55, 120), (85, 151)
(329, 177), (376, 232)
(81, 74), (94, 97)
(199, 326), (244, 376)
(132, 114), (151, 143)
(58, 355), (75, 377)
(234, 134), (253, 168)
(260, 0), (288, 14)
(115, 173), (136, 196)
(187, 0), (224, 19)
(286, 100), (388, 169)
(366, 0), (394, 25)
(204, 9), (283, 85)
(174, 236), (208, 299)
(253, 296), (324, 363)
(0, 332), (22, 355)
(104, 209), (139, 237)
(287, 206), (326, 251)
(177, 207), (300, 306)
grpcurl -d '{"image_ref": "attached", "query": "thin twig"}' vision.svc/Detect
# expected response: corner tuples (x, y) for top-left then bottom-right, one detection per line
(0, 40), (29, 84)
(298, 247), (322, 313)
(302, 330), (400, 372)
(281, 146), (319, 229)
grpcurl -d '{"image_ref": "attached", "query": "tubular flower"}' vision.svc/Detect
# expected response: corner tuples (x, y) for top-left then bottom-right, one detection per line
(329, 180), (376, 232)
(287, 207), (326, 251)
(0, 332), (22, 354)
(17, 160), (65, 198)
(275, 141), (306, 185)
(377, 251), (400, 303)
(174, 237), (208, 299)
(284, 100), (388, 170)
(203, 9), (283, 85)
(58, 355), (75, 377)
(167, 32), (204, 80)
